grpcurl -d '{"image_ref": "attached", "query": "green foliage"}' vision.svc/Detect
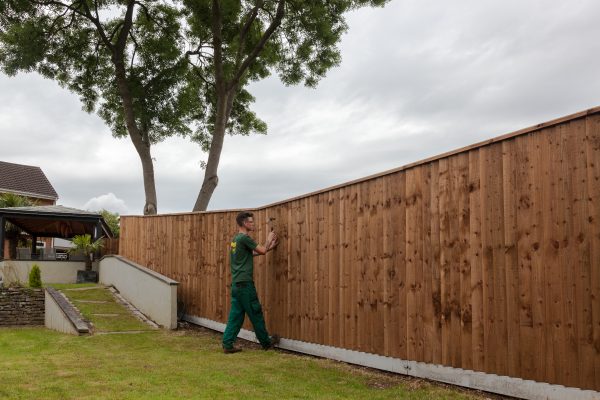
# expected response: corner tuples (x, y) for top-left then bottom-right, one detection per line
(0, 193), (35, 208)
(69, 234), (104, 257)
(99, 209), (120, 238)
(183, 0), (390, 147)
(28, 264), (42, 288)
(69, 234), (104, 270)
(0, 1), (199, 144)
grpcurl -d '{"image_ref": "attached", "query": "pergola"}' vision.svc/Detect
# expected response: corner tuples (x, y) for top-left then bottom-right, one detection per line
(0, 205), (113, 260)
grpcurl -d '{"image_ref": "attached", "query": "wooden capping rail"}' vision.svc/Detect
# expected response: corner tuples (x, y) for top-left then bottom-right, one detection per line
(45, 287), (90, 334)
(119, 105), (600, 217)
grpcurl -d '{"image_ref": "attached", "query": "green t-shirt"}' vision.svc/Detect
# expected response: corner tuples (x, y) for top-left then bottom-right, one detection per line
(230, 233), (258, 284)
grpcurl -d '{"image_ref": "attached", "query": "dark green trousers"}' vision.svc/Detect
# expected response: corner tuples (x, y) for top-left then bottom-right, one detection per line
(222, 281), (272, 349)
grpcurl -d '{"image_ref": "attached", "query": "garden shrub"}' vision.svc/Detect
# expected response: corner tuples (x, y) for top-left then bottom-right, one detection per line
(28, 264), (42, 288)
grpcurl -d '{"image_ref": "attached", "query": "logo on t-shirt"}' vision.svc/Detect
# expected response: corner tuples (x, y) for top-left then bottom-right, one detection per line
(231, 241), (237, 254)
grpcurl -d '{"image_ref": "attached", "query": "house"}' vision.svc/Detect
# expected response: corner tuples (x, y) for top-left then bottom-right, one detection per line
(0, 161), (59, 256)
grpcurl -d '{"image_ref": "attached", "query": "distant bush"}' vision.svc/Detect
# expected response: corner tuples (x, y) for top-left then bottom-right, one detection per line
(28, 264), (42, 288)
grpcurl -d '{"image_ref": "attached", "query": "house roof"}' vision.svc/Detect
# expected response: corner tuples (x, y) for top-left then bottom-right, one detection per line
(0, 205), (113, 239)
(3, 205), (99, 216)
(0, 161), (59, 200)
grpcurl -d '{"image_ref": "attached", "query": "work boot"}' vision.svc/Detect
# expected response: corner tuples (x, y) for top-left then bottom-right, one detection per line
(264, 334), (280, 350)
(223, 347), (242, 354)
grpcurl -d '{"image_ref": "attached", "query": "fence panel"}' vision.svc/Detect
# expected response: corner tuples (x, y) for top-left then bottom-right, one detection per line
(119, 108), (600, 391)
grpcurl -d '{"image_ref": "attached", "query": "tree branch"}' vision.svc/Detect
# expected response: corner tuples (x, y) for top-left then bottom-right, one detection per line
(185, 43), (213, 57)
(239, 1), (263, 44)
(129, 28), (139, 70)
(30, 0), (86, 19)
(45, 5), (71, 35)
(188, 61), (215, 88)
(234, 0), (264, 72)
(134, 1), (163, 30)
(29, 0), (114, 50)
(114, 0), (135, 54)
(109, 21), (124, 44)
(78, 0), (113, 50)
(228, 0), (285, 91)
(211, 0), (224, 93)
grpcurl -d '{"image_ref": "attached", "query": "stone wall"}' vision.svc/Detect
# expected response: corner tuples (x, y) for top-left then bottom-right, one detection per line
(0, 287), (45, 326)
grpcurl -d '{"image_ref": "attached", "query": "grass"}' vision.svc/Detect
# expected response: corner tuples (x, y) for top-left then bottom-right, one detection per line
(48, 284), (154, 333)
(0, 327), (492, 400)
(46, 283), (99, 290)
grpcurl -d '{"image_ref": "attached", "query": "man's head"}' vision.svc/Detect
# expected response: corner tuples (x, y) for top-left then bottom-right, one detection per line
(236, 212), (255, 231)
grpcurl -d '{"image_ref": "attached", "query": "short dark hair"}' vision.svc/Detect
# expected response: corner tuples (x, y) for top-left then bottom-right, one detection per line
(236, 212), (253, 227)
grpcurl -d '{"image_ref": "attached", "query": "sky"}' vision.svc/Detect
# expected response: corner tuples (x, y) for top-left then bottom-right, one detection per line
(1, 0), (599, 215)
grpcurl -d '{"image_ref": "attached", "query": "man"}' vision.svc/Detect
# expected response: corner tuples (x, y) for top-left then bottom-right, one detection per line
(222, 211), (280, 353)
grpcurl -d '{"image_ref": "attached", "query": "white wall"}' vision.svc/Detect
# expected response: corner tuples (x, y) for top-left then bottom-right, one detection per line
(99, 256), (178, 329)
(45, 290), (79, 335)
(0, 260), (93, 284)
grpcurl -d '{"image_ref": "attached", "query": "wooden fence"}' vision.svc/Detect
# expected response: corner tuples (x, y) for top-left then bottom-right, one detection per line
(101, 238), (119, 256)
(119, 107), (600, 392)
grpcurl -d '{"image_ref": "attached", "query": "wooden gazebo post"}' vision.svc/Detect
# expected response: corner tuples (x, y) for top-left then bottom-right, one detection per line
(31, 234), (37, 259)
(0, 216), (5, 260)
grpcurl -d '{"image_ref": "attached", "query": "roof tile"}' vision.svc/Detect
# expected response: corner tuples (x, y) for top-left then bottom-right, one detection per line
(0, 161), (58, 200)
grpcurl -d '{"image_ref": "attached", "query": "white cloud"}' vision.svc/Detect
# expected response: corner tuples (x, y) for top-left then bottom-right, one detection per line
(82, 193), (130, 215)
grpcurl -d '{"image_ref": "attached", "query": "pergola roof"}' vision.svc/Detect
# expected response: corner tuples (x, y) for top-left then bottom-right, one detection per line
(0, 205), (113, 239)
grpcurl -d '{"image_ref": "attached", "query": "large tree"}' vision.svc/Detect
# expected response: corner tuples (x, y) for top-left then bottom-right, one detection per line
(185, 0), (389, 211)
(0, 0), (199, 215)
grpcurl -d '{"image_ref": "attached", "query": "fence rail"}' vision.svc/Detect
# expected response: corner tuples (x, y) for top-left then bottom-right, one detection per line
(119, 107), (600, 392)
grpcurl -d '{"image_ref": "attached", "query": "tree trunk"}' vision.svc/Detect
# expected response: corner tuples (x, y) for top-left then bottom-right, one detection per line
(193, 89), (236, 211)
(113, 59), (158, 215)
(135, 137), (158, 215)
(193, 124), (224, 211)
(85, 253), (93, 271)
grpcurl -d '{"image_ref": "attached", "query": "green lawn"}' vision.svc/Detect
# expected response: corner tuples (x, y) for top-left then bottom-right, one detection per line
(0, 327), (492, 400)
(47, 284), (154, 333)
(3, 284), (495, 399)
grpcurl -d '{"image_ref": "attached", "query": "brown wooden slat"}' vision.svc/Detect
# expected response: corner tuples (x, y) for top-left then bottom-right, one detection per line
(429, 161), (443, 365)
(468, 149), (485, 372)
(438, 157), (452, 366)
(457, 152), (472, 371)
(574, 117), (595, 387)
(585, 113), (600, 389)
(562, 121), (582, 387)
(405, 167), (419, 361)
(502, 139), (520, 378)
(449, 155), (462, 368)
(515, 134), (536, 381)
(422, 164), (434, 364)
(542, 126), (560, 384)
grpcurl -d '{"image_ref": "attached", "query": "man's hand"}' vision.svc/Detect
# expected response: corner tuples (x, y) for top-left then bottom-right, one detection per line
(267, 232), (279, 251)
(254, 231), (279, 256)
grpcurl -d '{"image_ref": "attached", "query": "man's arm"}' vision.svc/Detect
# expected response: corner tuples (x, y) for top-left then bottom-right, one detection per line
(253, 232), (278, 256)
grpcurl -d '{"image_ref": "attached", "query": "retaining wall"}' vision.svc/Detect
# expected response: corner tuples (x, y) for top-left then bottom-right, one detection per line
(0, 287), (44, 326)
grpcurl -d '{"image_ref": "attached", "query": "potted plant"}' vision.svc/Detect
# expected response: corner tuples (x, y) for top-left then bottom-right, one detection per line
(69, 234), (104, 271)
